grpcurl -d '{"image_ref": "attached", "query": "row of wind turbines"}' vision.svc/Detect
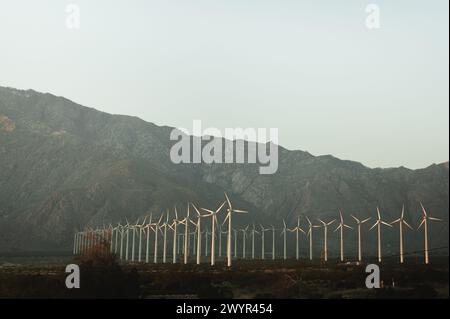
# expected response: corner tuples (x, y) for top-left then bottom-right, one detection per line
(74, 196), (444, 266)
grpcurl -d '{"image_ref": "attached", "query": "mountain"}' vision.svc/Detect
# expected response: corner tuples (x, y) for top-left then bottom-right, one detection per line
(0, 86), (448, 256)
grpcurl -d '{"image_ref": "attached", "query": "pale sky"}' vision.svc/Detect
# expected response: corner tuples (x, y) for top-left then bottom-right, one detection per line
(0, 0), (448, 169)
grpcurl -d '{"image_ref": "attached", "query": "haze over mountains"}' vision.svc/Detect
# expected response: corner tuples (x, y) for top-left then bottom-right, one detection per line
(0, 86), (448, 256)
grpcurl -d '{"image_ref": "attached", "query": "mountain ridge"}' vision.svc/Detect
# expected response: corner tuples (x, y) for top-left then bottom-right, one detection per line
(0, 86), (448, 255)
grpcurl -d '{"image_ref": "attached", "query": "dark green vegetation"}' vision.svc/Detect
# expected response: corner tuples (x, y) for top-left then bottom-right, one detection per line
(0, 86), (448, 254)
(0, 255), (448, 299)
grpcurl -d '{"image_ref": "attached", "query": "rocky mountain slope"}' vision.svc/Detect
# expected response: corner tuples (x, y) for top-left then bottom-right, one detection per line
(0, 86), (448, 256)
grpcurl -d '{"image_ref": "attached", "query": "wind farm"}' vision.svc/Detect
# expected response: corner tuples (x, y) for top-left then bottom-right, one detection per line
(20, 195), (444, 299)
(74, 196), (446, 268)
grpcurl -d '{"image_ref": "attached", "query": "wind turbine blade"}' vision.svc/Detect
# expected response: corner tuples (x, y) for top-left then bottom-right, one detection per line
(192, 203), (201, 216)
(361, 217), (371, 224)
(369, 222), (378, 231)
(351, 214), (359, 223)
(174, 206), (178, 219)
(334, 225), (341, 232)
(344, 224), (353, 230)
(381, 221), (393, 227)
(429, 216), (443, 222)
(403, 220), (413, 230)
(377, 207), (381, 220)
(306, 216), (311, 225)
(222, 213), (230, 225)
(339, 209), (343, 223)
(420, 202), (427, 217)
(233, 209), (248, 213)
(418, 218), (425, 229)
(224, 192), (231, 208)
(216, 201), (226, 213)
(327, 219), (336, 226)
(401, 205), (405, 219)
(202, 208), (215, 214)
(391, 218), (401, 224)
(318, 218), (325, 225)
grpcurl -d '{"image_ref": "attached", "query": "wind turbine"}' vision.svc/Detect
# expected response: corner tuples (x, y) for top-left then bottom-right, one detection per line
(390, 205), (413, 264)
(250, 224), (259, 260)
(271, 225), (276, 260)
(191, 204), (205, 264)
(160, 211), (170, 263)
(317, 217), (335, 262)
(418, 202), (443, 265)
(260, 224), (270, 260)
(143, 213), (153, 263)
(288, 217), (305, 260)
(113, 224), (119, 255)
(351, 214), (371, 263)
(170, 207), (180, 264)
(125, 219), (130, 261)
(240, 226), (249, 259)
(334, 210), (353, 262)
(223, 193), (248, 267)
(137, 217), (147, 262)
(180, 203), (191, 264)
(280, 220), (288, 260)
(202, 201), (226, 266)
(233, 228), (238, 258)
(305, 217), (321, 261)
(152, 214), (164, 263)
(131, 218), (140, 262)
(370, 207), (393, 263)
(119, 223), (125, 260)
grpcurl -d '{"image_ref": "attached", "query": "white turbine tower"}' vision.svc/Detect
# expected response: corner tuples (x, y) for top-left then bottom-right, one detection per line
(170, 207), (180, 264)
(305, 217), (320, 261)
(152, 214), (164, 263)
(240, 226), (249, 259)
(161, 211), (170, 263)
(191, 204), (204, 265)
(202, 201), (226, 266)
(317, 217), (335, 262)
(334, 210), (353, 262)
(223, 193), (248, 267)
(280, 220), (288, 260)
(180, 204), (191, 264)
(233, 229), (238, 258)
(137, 217), (147, 262)
(143, 213), (153, 263)
(390, 205), (413, 264)
(131, 218), (140, 262)
(113, 224), (119, 255)
(260, 225), (270, 260)
(250, 224), (259, 260)
(288, 217), (305, 260)
(370, 207), (393, 263)
(418, 202), (443, 265)
(271, 225), (276, 260)
(119, 223), (125, 260)
(125, 219), (130, 261)
(350, 214), (371, 263)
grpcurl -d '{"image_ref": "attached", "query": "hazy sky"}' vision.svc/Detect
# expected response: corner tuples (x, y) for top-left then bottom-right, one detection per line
(0, 0), (448, 169)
